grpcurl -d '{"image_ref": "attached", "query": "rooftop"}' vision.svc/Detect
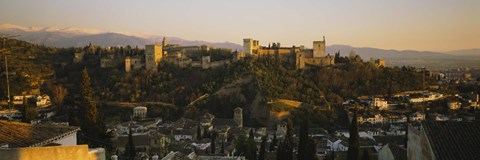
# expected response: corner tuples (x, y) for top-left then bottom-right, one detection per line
(0, 120), (80, 148)
(422, 121), (480, 159)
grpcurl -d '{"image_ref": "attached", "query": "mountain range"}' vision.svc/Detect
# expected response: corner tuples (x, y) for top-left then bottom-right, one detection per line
(0, 23), (243, 51)
(1, 23), (479, 69)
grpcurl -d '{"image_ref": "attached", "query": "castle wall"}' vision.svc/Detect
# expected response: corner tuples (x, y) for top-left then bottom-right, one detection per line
(303, 56), (334, 66)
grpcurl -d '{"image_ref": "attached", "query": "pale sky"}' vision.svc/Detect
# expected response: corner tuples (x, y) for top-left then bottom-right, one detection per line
(1, 0), (479, 51)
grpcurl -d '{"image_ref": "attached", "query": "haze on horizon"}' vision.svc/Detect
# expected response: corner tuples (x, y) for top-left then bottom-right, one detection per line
(0, 0), (479, 52)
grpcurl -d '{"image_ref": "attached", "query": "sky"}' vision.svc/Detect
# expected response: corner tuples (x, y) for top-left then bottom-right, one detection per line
(0, 0), (479, 51)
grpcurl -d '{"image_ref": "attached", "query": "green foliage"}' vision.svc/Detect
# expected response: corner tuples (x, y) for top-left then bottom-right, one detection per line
(347, 109), (360, 160)
(277, 119), (294, 160)
(21, 102), (38, 123)
(235, 134), (256, 160)
(269, 134), (277, 152)
(125, 128), (136, 160)
(211, 131), (217, 154)
(362, 149), (371, 160)
(248, 129), (257, 160)
(297, 113), (310, 160)
(197, 125), (202, 140)
(259, 135), (267, 160)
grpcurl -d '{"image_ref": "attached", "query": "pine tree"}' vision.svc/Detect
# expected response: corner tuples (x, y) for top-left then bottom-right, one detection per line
(347, 109), (360, 160)
(125, 128), (136, 160)
(259, 135), (267, 160)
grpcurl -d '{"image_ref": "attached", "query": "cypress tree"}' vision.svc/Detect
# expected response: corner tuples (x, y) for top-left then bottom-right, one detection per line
(248, 129), (257, 160)
(306, 137), (318, 160)
(197, 125), (202, 140)
(284, 119), (294, 160)
(80, 68), (99, 134)
(361, 149), (371, 160)
(298, 114), (310, 160)
(211, 131), (217, 154)
(276, 142), (284, 160)
(269, 134), (277, 152)
(221, 138), (225, 154)
(125, 128), (136, 160)
(259, 135), (267, 160)
(278, 119), (294, 160)
(347, 109), (360, 160)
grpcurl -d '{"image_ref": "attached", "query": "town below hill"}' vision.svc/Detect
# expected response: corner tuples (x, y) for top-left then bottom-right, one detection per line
(0, 36), (479, 160)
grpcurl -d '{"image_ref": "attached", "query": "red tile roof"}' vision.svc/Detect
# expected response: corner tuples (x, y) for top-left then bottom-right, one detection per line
(0, 120), (80, 148)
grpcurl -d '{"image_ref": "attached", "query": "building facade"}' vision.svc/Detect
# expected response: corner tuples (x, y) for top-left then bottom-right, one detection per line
(145, 44), (163, 70)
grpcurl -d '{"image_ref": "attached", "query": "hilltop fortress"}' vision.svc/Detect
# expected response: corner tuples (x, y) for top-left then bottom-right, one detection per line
(124, 37), (233, 72)
(243, 36), (335, 69)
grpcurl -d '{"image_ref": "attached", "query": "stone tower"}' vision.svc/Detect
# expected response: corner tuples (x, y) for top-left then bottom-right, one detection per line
(145, 44), (163, 70)
(162, 37), (168, 47)
(234, 107), (243, 127)
(125, 56), (132, 72)
(313, 36), (326, 58)
(295, 52), (305, 69)
(243, 38), (259, 55)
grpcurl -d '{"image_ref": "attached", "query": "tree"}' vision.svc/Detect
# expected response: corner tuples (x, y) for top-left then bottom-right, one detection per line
(362, 149), (371, 160)
(284, 119), (294, 160)
(298, 114), (310, 160)
(78, 68), (106, 146)
(21, 99), (38, 123)
(269, 134), (277, 152)
(248, 129), (257, 160)
(211, 131), (217, 154)
(80, 68), (98, 124)
(259, 135), (267, 160)
(278, 119), (294, 160)
(276, 142), (284, 160)
(44, 82), (68, 108)
(221, 138), (225, 154)
(125, 128), (136, 160)
(197, 125), (202, 140)
(347, 108), (360, 160)
(51, 84), (68, 109)
(306, 137), (318, 160)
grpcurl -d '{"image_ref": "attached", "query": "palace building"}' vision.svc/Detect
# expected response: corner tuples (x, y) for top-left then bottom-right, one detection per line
(243, 36), (335, 69)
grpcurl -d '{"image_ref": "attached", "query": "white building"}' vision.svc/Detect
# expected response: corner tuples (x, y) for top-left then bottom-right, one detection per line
(372, 98), (389, 110)
(0, 109), (22, 119)
(133, 106), (147, 119)
(36, 94), (51, 108)
(448, 101), (461, 110)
